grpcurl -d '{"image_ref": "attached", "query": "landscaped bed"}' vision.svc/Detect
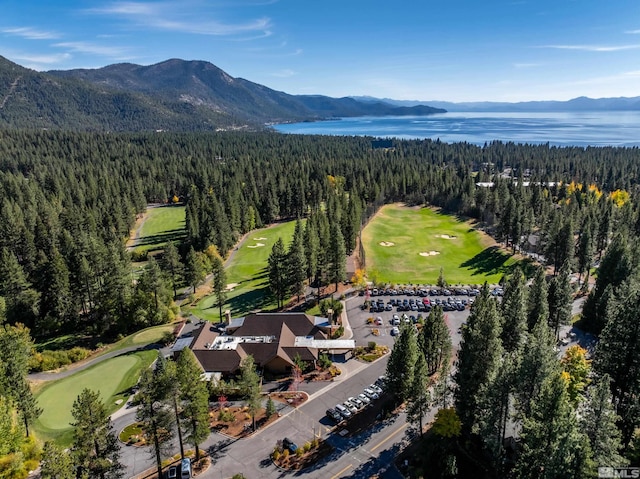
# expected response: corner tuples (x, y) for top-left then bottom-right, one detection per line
(209, 404), (279, 438)
(272, 438), (333, 471)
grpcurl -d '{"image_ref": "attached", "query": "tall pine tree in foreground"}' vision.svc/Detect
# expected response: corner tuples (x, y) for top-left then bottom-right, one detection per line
(454, 286), (502, 436)
(71, 388), (123, 479)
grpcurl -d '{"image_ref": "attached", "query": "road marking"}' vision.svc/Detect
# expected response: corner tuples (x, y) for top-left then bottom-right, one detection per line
(370, 423), (408, 452)
(331, 463), (353, 479)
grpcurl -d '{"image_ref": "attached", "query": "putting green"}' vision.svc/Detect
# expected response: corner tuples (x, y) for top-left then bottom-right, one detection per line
(362, 204), (517, 285)
(35, 350), (155, 438)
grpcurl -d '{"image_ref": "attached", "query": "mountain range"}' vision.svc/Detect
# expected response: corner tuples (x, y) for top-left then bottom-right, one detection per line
(1, 55), (638, 133)
(0, 56), (444, 132)
(351, 95), (640, 112)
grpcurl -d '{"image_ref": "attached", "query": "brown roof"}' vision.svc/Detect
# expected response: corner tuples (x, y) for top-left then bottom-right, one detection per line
(190, 313), (329, 374)
(193, 349), (245, 374)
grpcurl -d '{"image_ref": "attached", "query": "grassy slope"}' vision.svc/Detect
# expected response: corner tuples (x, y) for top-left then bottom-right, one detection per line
(34, 349), (156, 446)
(361, 204), (518, 285)
(190, 220), (300, 320)
(133, 205), (186, 254)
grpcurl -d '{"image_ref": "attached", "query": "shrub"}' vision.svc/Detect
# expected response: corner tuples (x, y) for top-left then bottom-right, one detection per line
(282, 449), (289, 460)
(272, 449), (281, 461)
(67, 347), (91, 363)
(295, 447), (304, 457)
(303, 442), (312, 453)
(367, 341), (377, 352)
(318, 354), (332, 370)
(311, 438), (319, 448)
(217, 410), (235, 422)
(130, 250), (148, 262)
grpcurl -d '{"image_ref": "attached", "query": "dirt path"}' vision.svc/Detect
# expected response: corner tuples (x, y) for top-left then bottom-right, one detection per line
(0, 76), (21, 109)
(126, 203), (165, 250)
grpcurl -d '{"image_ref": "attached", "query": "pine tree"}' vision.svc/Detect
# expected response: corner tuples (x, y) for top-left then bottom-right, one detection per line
(0, 323), (41, 437)
(527, 266), (549, 332)
(287, 219), (307, 303)
(581, 374), (628, 470)
(514, 372), (591, 479)
(515, 316), (559, 419)
(406, 350), (431, 437)
(239, 355), (262, 431)
(327, 221), (346, 292)
(184, 247), (207, 295)
(547, 262), (573, 339)
(162, 241), (183, 299)
(576, 222), (594, 289)
(0, 248), (40, 328)
(268, 238), (288, 309)
(177, 349), (210, 461)
(419, 305), (452, 376)
(211, 254), (227, 322)
(582, 233), (631, 334)
(40, 441), (75, 479)
(500, 267), (527, 354)
(385, 322), (418, 403)
(303, 220), (319, 284)
(71, 388), (123, 479)
(593, 276), (640, 449)
(454, 285), (503, 435)
(136, 366), (175, 479)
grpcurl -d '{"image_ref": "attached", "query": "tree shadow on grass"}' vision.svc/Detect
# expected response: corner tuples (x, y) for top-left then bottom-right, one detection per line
(460, 246), (514, 277)
(135, 228), (186, 247)
(228, 286), (272, 315)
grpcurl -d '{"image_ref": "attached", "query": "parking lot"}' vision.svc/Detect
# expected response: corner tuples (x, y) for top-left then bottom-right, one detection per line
(345, 286), (477, 351)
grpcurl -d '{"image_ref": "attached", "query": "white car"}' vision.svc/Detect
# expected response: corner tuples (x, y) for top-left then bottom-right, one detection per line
(363, 388), (379, 400)
(369, 383), (383, 394)
(344, 401), (358, 414)
(391, 326), (400, 336)
(357, 393), (371, 405)
(348, 396), (364, 409)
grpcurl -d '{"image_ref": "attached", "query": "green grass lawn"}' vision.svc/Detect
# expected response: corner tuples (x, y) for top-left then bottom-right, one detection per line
(133, 204), (186, 254)
(362, 204), (519, 285)
(34, 349), (157, 446)
(189, 220), (300, 320)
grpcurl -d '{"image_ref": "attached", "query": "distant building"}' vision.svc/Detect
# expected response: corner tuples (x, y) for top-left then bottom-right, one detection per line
(186, 313), (355, 378)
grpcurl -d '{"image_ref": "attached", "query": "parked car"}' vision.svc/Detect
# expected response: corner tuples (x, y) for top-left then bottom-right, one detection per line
(358, 393), (371, 405)
(348, 396), (364, 409)
(283, 437), (298, 453)
(363, 388), (379, 400)
(326, 408), (343, 423)
(344, 401), (358, 414)
(167, 467), (177, 479)
(335, 403), (352, 418)
(391, 326), (400, 336)
(369, 383), (383, 394)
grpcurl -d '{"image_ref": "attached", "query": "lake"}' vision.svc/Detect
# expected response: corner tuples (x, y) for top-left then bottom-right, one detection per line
(272, 111), (640, 147)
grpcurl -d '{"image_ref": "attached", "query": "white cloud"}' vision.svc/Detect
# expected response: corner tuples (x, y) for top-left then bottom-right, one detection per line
(53, 42), (133, 59)
(543, 44), (640, 52)
(88, 1), (272, 36)
(2, 27), (60, 40)
(10, 52), (71, 64)
(625, 29), (640, 34)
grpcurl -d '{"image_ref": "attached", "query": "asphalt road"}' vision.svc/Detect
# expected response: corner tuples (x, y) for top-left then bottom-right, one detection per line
(117, 294), (472, 479)
(115, 292), (590, 479)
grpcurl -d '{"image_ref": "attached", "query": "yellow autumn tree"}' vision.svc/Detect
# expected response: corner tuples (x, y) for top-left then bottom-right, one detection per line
(609, 189), (630, 208)
(351, 268), (367, 289)
(561, 345), (591, 404)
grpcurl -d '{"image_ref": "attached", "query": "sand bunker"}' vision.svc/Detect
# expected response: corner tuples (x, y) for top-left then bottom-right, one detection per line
(253, 237), (267, 241)
(379, 241), (395, 247)
(436, 234), (457, 239)
(247, 243), (265, 248)
(419, 251), (440, 257)
(225, 283), (238, 291)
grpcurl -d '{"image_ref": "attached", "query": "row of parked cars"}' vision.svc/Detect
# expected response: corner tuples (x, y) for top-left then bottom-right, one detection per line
(369, 295), (470, 314)
(366, 287), (482, 297)
(326, 377), (385, 423)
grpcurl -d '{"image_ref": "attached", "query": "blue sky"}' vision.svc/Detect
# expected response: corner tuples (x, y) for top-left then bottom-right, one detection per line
(2, 0), (640, 102)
